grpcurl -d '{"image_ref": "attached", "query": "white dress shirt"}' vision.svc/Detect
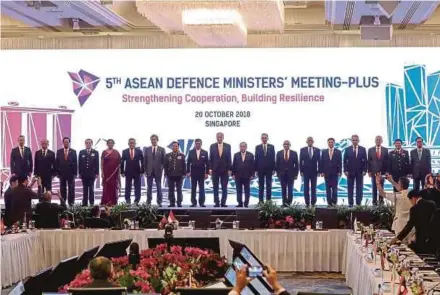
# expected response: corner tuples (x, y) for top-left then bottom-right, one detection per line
(385, 190), (415, 243)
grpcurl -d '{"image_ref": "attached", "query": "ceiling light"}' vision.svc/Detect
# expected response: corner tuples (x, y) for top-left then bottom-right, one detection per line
(182, 9), (244, 26)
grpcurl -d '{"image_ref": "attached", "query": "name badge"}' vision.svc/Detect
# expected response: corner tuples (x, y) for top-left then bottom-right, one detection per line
(82, 155), (85, 158)
(91, 153), (95, 157)
(177, 156), (182, 160)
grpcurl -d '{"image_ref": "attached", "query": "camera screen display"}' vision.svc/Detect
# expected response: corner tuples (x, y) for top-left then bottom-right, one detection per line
(240, 247), (262, 267)
(233, 257), (246, 270)
(248, 266), (263, 278)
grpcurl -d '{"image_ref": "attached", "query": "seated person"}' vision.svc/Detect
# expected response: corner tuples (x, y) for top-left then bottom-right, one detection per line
(84, 257), (118, 288)
(9, 175), (41, 224)
(229, 264), (290, 295)
(4, 175), (18, 226)
(84, 206), (111, 228)
(422, 175), (440, 208)
(35, 191), (67, 228)
(391, 189), (437, 254)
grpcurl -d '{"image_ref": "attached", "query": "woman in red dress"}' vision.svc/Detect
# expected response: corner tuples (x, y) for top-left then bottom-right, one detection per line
(101, 139), (121, 205)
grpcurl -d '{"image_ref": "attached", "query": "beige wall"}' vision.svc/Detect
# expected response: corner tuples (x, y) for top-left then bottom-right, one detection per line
(2, 34), (440, 49)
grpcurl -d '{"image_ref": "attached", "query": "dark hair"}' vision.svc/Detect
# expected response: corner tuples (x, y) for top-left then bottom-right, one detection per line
(85, 138), (93, 144)
(399, 177), (410, 190)
(90, 205), (100, 217)
(9, 175), (18, 185)
(407, 189), (420, 199)
(171, 141), (179, 146)
(129, 242), (139, 255)
(327, 137), (335, 142)
(195, 138), (202, 143)
(107, 139), (115, 144)
(128, 138), (136, 143)
(394, 139), (402, 144)
(89, 257), (112, 280)
(62, 137), (71, 143)
(150, 134), (159, 141)
(17, 175), (28, 184)
(416, 137), (424, 141)
(261, 133), (269, 137)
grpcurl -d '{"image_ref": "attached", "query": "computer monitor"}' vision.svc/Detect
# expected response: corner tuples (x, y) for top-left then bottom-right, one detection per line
(94, 239), (132, 259)
(47, 256), (79, 292)
(236, 210), (260, 229)
(188, 210), (212, 229)
(314, 208), (338, 229)
(23, 267), (52, 294)
(68, 287), (127, 295)
(77, 246), (100, 271)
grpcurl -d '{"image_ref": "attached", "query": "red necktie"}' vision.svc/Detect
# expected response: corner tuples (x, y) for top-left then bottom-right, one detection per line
(376, 147), (380, 158)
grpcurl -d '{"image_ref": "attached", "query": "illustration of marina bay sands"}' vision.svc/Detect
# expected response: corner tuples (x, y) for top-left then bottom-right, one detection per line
(386, 64), (440, 148)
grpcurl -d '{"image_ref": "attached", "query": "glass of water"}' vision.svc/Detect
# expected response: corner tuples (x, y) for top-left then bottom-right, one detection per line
(316, 221), (323, 230)
(189, 220), (195, 229)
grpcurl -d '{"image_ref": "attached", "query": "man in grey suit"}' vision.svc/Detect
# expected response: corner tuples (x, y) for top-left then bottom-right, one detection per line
(367, 135), (389, 205)
(410, 137), (432, 191)
(144, 134), (166, 206)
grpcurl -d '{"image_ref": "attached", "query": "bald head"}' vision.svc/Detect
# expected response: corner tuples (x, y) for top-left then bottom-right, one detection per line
(89, 256), (113, 280)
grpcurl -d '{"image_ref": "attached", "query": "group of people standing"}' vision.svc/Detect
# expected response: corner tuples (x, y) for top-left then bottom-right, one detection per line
(7, 132), (432, 208)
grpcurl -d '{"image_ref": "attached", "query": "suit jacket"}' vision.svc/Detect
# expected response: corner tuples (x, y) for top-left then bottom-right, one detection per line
(4, 187), (14, 226)
(232, 151), (255, 179)
(10, 146), (33, 176)
(398, 199), (437, 246)
(143, 146), (166, 176)
(388, 149), (411, 177)
(367, 146), (389, 175)
(186, 149), (209, 177)
(276, 150), (299, 179)
(299, 146), (320, 175)
(120, 148), (144, 176)
(410, 148), (432, 179)
(79, 149), (100, 179)
(209, 142), (232, 173)
(164, 152), (186, 177)
(9, 184), (39, 224)
(254, 144), (276, 173)
(35, 201), (67, 228)
(319, 148), (342, 176)
(56, 148), (78, 179)
(34, 149), (56, 178)
(84, 217), (111, 229)
(343, 146), (367, 174)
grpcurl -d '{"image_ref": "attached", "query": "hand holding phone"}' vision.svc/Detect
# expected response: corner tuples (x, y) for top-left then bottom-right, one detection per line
(248, 266), (264, 278)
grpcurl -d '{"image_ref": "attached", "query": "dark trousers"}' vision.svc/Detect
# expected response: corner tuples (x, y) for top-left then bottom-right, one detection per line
(236, 177), (250, 206)
(168, 176), (183, 206)
(279, 172), (294, 205)
(60, 176), (75, 205)
(371, 176), (384, 205)
(257, 170), (272, 202)
(303, 173), (317, 206)
(147, 172), (163, 205)
(125, 174), (141, 203)
(325, 175), (338, 206)
(347, 172), (364, 206)
(212, 171), (229, 206)
(191, 175), (205, 206)
(81, 177), (95, 206)
(413, 176), (425, 192)
(38, 175), (52, 195)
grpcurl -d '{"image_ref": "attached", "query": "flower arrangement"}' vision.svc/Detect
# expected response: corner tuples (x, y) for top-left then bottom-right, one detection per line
(60, 244), (228, 294)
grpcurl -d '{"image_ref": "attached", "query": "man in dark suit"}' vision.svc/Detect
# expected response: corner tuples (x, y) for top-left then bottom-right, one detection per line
(79, 139), (100, 206)
(232, 142), (255, 208)
(144, 134), (166, 206)
(209, 132), (232, 207)
(35, 191), (67, 228)
(254, 133), (275, 203)
(4, 175), (18, 226)
(34, 139), (56, 194)
(299, 137), (320, 207)
(85, 205), (112, 228)
(9, 175), (40, 224)
(393, 189), (437, 254)
(343, 134), (367, 207)
(10, 135), (33, 177)
(319, 138), (342, 206)
(164, 141), (186, 207)
(388, 139), (411, 192)
(84, 257), (119, 288)
(121, 138), (144, 204)
(367, 135), (389, 205)
(276, 140), (298, 206)
(186, 138), (209, 207)
(410, 137), (432, 191)
(56, 137), (77, 206)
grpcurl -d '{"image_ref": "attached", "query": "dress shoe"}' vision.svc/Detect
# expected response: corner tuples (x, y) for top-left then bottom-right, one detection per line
(200, 204), (206, 207)
(168, 204), (175, 208)
(221, 204), (228, 208)
(236, 204), (243, 208)
(190, 204), (197, 208)
(177, 204), (182, 207)
(244, 205), (249, 208)
(214, 204), (220, 208)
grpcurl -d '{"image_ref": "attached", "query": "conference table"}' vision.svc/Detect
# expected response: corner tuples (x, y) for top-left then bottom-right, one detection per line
(2, 228), (348, 287)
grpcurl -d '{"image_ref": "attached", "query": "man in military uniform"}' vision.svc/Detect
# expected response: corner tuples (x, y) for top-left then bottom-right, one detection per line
(165, 141), (186, 207)
(79, 138), (99, 206)
(388, 139), (410, 192)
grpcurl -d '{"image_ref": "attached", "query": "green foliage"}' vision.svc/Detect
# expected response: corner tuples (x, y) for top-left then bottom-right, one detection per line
(136, 203), (159, 227)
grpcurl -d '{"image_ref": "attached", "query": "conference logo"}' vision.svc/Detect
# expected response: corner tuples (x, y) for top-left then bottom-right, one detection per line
(385, 64), (440, 147)
(68, 69), (100, 107)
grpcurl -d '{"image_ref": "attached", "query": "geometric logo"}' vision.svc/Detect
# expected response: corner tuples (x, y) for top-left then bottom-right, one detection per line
(68, 69), (100, 107)
(385, 64), (440, 147)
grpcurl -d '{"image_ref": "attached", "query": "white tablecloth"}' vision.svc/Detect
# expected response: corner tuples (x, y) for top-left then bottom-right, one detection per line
(1, 232), (40, 287)
(343, 232), (440, 295)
